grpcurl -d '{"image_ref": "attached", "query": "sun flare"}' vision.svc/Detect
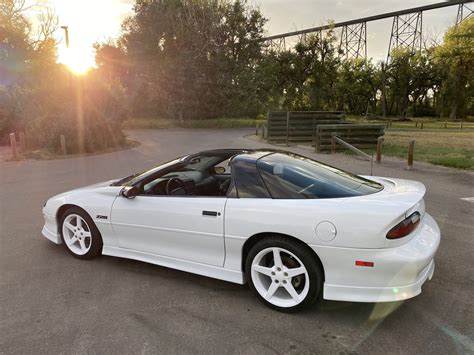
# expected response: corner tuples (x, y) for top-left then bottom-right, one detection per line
(51, 0), (132, 75)
(59, 46), (94, 75)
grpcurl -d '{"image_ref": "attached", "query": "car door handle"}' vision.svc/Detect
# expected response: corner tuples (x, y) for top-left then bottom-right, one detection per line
(202, 210), (220, 217)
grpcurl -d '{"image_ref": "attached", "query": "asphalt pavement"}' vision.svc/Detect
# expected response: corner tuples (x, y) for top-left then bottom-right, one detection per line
(1, 128), (473, 354)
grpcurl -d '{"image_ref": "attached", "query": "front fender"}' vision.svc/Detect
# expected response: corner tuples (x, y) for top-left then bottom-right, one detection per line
(42, 185), (122, 247)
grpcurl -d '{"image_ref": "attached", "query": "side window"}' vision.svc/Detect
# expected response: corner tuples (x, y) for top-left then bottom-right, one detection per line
(233, 159), (270, 198)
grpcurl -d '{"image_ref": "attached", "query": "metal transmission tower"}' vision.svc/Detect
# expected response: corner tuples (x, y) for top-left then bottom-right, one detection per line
(339, 22), (367, 60)
(387, 11), (422, 61)
(267, 37), (287, 53)
(262, 1), (472, 58)
(456, 1), (473, 24)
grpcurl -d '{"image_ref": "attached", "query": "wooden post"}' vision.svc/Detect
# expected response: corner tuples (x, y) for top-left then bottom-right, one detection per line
(286, 111), (290, 146)
(256, 123), (259, 136)
(376, 136), (384, 163)
(263, 124), (267, 139)
(415, 121), (418, 128)
(10, 133), (18, 159)
(460, 121), (463, 131)
(19, 132), (26, 152)
(60, 134), (67, 155)
(407, 140), (415, 170)
(331, 133), (336, 154)
(314, 126), (319, 153)
(444, 121), (447, 129)
(420, 122), (423, 130)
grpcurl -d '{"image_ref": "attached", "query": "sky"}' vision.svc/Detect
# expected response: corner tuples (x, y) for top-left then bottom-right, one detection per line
(27, 0), (463, 72)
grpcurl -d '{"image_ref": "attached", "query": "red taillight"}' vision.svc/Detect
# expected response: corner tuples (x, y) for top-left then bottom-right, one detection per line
(386, 212), (421, 239)
(355, 261), (374, 267)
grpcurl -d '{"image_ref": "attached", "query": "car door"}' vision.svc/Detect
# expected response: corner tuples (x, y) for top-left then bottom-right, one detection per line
(111, 195), (227, 266)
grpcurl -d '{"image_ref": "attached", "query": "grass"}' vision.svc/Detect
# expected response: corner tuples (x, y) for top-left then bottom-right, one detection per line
(381, 130), (474, 170)
(342, 116), (474, 170)
(346, 115), (474, 131)
(123, 117), (263, 129)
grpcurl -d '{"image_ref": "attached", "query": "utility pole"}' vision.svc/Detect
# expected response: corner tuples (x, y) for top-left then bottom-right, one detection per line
(60, 26), (69, 48)
(60, 25), (73, 88)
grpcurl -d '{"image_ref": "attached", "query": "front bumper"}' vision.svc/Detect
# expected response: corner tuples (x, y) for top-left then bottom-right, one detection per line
(42, 210), (61, 244)
(312, 213), (441, 303)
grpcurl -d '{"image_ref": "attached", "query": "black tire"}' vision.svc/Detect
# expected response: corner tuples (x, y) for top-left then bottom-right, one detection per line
(59, 206), (103, 259)
(245, 236), (323, 312)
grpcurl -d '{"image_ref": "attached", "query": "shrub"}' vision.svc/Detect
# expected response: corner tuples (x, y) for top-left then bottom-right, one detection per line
(2, 69), (129, 154)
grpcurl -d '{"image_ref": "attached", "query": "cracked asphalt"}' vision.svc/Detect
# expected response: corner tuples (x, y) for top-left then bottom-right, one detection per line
(1, 128), (473, 354)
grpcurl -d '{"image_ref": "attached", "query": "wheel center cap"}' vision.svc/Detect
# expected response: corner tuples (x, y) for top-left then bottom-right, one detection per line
(273, 269), (288, 282)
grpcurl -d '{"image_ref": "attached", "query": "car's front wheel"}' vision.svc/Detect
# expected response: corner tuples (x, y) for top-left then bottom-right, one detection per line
(245, 236), (323, 312)
(60, 207), (102, 259)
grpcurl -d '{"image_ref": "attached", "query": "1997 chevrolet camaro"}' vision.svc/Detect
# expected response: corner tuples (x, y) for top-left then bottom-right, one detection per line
(42, 149), (440, 311)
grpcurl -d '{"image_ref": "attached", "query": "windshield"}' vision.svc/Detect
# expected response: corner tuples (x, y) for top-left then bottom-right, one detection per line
(256, 153), (383, 199)
(111, 158), (183, 186)
(110, 154), (233, 187)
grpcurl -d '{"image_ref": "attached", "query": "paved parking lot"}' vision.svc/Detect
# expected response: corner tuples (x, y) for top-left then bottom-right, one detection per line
(1, 128), (473, 354)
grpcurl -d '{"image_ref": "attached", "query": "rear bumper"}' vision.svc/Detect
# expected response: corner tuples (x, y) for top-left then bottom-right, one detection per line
(311, 213), (440, 303)
(323, 259), (435, 302)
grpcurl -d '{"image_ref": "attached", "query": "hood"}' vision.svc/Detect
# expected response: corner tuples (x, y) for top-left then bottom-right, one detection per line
(53, 179), (118, 198)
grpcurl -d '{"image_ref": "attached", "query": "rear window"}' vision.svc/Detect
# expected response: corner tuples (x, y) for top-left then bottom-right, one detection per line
(257, 153), (383, 199)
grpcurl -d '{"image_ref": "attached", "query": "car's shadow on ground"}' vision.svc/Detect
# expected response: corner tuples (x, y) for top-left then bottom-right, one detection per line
(40, 241), (416, 353)
(45, 242), (405, 322)
(88, 251), (405, 322)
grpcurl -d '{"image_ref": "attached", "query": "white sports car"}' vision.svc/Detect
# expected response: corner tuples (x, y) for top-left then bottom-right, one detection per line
(42, 149), (440, 311)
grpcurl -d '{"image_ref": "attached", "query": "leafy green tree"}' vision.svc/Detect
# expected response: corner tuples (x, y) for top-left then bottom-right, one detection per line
(120, 0), (266, 119)
(434, 17), (474, 119)
(264, 28), (340, 111)
(335, 59), (377, 115)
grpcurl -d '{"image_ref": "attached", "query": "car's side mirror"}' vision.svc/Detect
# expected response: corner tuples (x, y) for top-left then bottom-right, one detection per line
(121, 186), (138, 199)
(214, 166), (226, 174)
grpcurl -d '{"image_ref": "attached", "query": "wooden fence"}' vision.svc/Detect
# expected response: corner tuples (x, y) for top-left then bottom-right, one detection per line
(267, 111), (345, 144)
(314, 124), (385, 152)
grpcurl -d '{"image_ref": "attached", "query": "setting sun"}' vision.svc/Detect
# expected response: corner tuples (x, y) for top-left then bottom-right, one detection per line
(60, 47), (92, 75)
(49, 0), (133, 74)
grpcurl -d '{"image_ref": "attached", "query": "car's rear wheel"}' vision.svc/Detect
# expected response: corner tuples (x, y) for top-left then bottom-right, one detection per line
(60, 207), (102, 259)
(245, 236), (323, 312)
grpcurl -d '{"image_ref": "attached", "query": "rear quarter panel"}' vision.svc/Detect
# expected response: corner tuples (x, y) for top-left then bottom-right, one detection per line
(223, 181), (425, 271)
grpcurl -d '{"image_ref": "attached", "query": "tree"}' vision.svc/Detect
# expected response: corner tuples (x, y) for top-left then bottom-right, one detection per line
(264, 27), (340, 111)
(119, 0), (267, 119)
(335, 59), (377, 115)
(0, 1), (128, 153)
(434, 17), (474, 119)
